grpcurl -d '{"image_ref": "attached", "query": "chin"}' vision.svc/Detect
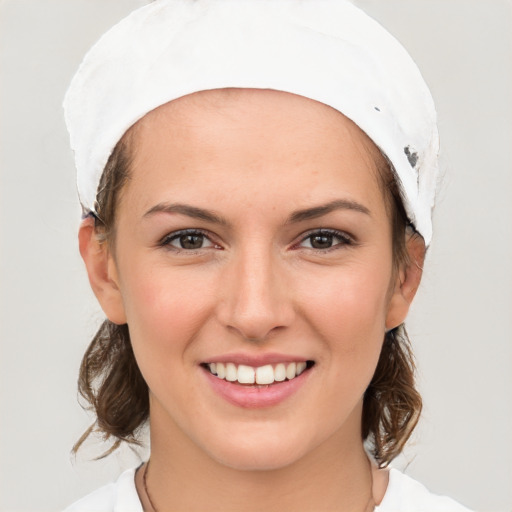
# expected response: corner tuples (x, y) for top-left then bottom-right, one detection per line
(200, 427), (315, 472)
(214, 447), (305, 472)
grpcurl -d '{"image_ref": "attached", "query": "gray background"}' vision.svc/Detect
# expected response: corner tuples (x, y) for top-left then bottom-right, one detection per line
(1, 0), (511, 510)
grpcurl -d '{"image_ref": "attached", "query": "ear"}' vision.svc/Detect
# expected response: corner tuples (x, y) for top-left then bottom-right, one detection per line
(385, 232), (426, 331)
(78, 216), (127, 325)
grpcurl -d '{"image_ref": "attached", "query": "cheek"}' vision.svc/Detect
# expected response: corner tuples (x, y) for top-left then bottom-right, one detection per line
(304, 265), (391, 408)
(118, 262), (216, 358)
(118, 265), (221, 406)
(276, 261), (393, 445)
(299, 263), (391, 334)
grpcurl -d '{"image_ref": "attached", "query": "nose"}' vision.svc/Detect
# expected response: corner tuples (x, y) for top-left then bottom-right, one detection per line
(216, 246), (294, 341)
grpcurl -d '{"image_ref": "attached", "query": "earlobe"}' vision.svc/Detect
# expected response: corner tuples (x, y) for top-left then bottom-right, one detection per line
(385, 233), (426, 331)
(78, 217), (127, 325)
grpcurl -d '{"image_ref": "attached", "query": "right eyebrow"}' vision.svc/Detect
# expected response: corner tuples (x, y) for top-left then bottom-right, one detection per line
(287, 199), (371, 224)
(143, 202), (230, 226)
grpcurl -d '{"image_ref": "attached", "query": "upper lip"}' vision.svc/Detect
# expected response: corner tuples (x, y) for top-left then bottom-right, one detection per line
(203, 352), (311, 367)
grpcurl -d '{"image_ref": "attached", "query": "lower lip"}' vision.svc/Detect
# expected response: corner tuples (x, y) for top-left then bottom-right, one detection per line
(202, 367), (312, 408)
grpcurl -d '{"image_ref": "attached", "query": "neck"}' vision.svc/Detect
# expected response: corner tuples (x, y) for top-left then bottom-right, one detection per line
(138, 407), (382, 512)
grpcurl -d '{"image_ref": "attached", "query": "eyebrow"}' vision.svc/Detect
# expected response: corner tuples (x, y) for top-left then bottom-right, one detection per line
(143, 202), (229, 226)
(287, 199), (371, 223)
(143, 198), (370, 225)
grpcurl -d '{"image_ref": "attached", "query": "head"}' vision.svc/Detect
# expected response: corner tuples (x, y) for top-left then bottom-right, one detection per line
(77, 88), (425, 468)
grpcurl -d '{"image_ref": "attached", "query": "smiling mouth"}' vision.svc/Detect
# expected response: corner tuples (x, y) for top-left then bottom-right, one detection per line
(202, 361), (315, 386)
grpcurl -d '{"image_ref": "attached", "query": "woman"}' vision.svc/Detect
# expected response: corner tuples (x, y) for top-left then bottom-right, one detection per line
(64, 0), (471, 510)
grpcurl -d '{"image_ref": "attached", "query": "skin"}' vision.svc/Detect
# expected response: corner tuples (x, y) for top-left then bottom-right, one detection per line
(80, 89), (424, 511)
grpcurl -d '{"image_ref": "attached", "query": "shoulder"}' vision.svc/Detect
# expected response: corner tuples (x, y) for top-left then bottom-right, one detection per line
(63, 467), (142, 512)
(376, 468), (473, 512)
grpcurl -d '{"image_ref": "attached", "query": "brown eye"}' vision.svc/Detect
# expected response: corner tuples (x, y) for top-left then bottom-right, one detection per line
(299, 230), (352, 250)
(162, 230), (216, 250)
(178, 234), (205, 249)
(310, 234), (334, 249)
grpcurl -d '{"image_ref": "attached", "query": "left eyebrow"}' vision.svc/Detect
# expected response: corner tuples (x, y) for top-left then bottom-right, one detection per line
(287, 199), (371, 224)
(143, 202), (230, 226)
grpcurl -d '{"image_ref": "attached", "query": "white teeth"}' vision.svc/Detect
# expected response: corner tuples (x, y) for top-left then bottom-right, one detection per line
(216, 362), (226, 379)
(237, 365), (255, 384)
(274, 363), (286, 382)
(286, 362), (296, 380)
(207, 361), (310, 385)
(296, 361), (307, 375)
(225, 362), (237, 382)
(256, 365), (274, 385)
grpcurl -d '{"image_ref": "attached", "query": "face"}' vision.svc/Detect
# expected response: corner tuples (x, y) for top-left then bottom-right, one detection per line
(102, 89), (410, 470)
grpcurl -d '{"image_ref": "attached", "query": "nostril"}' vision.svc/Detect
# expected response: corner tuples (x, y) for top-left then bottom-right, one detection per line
(225, 324), (286, 344)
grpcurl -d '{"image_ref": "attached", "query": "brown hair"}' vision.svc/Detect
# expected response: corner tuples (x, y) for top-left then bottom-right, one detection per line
(74, 133), (422, 466)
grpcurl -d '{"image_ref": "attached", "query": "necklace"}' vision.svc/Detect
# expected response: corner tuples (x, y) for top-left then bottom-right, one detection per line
(142, 459), (375, 512)
(363, 458), (376, 512)
(143, 460), (158, 512)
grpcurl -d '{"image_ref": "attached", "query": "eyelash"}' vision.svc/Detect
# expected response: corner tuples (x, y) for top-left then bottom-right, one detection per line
(295, 229), (354, 252)
(158, 228), (354, 253)
(159, 229), (219, 252)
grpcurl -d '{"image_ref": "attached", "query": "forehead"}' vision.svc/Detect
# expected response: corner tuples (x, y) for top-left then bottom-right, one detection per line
(133, 88), (385, 170)
(122, 88), (389, 217)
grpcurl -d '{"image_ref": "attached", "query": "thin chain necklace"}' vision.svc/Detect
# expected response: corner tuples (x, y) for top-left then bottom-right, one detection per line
(363, 459), (376, 512)
(142, 459), (375, 512)
(142, 460), (158, 512)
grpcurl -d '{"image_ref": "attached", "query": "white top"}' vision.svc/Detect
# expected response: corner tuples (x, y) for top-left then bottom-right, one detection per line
(65, 466), (472, 512)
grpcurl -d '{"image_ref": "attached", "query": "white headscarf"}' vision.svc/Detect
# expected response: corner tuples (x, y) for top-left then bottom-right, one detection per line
(64, 0), (439, 244)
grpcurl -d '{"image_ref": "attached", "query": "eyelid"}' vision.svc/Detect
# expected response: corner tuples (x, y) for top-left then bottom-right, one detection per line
(293, 228), (355, 250)
(157, 227), (354, 252)
(158, 228), (222, 250)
